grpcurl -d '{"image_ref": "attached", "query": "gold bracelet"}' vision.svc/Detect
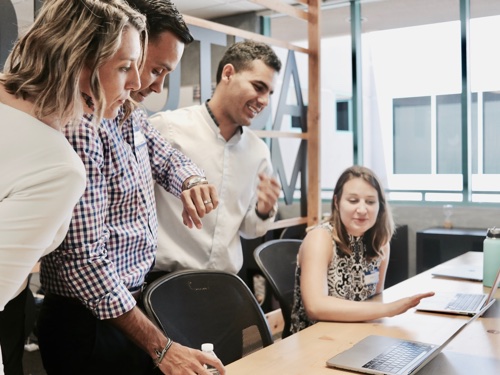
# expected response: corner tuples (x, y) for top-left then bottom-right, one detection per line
(154, 337), (173, 368)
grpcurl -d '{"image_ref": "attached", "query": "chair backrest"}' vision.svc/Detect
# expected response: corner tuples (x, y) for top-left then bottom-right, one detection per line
(279, 223), (307, 240)
(253, 239), (302, 339)
(142, 270), (273, 365)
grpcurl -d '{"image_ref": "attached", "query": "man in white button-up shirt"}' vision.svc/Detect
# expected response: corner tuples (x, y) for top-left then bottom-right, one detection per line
(150, 41), (282, 276)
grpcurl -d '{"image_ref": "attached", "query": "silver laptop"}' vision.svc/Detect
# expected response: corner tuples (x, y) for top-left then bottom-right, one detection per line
(416, 266), (500, 316)
(326, 299), (494, 375)
(431, 264), (483, 282)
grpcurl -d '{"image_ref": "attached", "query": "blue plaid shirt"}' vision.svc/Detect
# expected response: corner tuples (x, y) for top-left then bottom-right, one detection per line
(40, 108), (203, 319)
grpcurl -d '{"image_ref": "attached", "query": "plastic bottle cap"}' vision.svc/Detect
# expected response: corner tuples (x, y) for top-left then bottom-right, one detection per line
(487, 227), (500, 238)
(201, 343), (214, 352)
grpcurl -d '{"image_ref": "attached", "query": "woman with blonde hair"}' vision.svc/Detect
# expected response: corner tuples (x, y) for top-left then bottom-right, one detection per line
(0, 0), (146, 373)
(290, 166), (434, 334)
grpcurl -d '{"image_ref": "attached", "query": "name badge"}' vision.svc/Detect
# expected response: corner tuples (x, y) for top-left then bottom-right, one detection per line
(133, 126), (147, 149)
(364, 270), (379, 286)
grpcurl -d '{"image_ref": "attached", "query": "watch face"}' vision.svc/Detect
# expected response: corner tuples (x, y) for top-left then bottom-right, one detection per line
(256, 205), (276, 220)
(184, 176), (207, 190)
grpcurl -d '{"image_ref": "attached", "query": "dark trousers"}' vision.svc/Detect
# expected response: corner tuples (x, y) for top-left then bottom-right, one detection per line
(37, 293), (161, 375)
(145, 271), (170, 285)
(0, 287), (29, 375)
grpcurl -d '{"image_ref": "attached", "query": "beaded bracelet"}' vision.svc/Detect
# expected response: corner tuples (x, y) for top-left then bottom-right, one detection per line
(154, 337), (173, 368)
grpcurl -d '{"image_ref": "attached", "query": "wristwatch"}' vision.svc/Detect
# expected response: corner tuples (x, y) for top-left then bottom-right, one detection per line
(182, 176), (208, 191)
(255, 204), (276, 220)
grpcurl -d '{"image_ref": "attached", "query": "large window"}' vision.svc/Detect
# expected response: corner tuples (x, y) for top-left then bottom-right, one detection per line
(483, 92), (500, 174)
(393, 93), (481, 176)
(364, 16), (500, 203)
(393, 97), (431, 174)
(272, 1), (500, 205)
(390, 90), (500, 202)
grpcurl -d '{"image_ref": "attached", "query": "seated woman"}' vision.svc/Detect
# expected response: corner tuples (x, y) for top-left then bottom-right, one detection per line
(290, 165), (434, 334)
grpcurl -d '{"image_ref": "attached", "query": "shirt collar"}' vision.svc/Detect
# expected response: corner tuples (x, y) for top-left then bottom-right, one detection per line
(205, 100), (243, 134)
(348, 234), (364, 244)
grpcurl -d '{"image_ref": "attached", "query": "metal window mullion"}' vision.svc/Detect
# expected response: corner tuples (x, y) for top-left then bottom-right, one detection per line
(477, 91), (484, 174)
(431, 95), (437, 175)
(460, 0), (472, 201)
(351, 0), (363, 165)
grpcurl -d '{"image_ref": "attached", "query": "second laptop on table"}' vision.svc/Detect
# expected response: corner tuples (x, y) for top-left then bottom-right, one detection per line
(416, 266), (500, 316)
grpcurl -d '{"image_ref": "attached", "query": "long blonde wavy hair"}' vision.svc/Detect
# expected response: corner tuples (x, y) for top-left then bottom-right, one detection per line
(1, 0), (147, 126)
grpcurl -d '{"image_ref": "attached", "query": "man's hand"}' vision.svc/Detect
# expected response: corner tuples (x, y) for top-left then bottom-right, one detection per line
(159, 342), (226, 375)
(180, 183), (219, 229)
(256, 172), (280, 218)
(110, 307), (225, 375)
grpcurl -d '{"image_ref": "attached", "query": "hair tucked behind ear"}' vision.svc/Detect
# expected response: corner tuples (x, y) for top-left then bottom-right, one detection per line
(327, 165), (395, 259)
(2, 0), (147, 126)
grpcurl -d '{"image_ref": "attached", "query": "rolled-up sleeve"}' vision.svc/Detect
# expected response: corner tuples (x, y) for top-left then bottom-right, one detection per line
(140, 110), (204, 196)
(40, 118), (136, 319)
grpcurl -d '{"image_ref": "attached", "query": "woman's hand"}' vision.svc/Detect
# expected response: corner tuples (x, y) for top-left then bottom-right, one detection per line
(386, 292), (435, 317)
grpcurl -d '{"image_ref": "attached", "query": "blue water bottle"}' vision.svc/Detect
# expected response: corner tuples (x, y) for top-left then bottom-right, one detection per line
(483, 227), (500, 287)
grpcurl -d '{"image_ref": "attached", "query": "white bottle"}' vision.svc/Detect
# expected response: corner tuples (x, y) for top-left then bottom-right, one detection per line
(201, 343), (219, 374)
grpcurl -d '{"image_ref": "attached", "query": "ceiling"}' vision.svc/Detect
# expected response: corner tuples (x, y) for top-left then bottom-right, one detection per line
(11, 0), (500, 41)
(270, 0), (500, 41)
(173, 0), (297, 19)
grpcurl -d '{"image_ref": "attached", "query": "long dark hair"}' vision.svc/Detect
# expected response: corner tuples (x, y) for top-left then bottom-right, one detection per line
(327, 166), (394, 259)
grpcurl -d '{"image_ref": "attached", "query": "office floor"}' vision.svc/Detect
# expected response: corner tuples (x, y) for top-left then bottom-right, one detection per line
(23, 346), (46, 375)
(23, 274), (46, 375)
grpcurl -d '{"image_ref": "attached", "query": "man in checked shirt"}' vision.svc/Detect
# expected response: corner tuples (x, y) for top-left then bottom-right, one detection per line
(37, 1), (225, 375)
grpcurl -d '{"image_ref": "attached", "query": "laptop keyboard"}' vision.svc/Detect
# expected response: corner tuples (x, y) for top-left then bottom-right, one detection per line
(447, 293), (483, 311)
(362, 341), (432, 374)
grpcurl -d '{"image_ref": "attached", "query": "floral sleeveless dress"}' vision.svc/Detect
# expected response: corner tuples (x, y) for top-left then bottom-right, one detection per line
(289, 222), (382, 334)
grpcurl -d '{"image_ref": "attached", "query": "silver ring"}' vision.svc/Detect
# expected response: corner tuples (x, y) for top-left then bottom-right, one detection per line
(203, 199), (212, 205)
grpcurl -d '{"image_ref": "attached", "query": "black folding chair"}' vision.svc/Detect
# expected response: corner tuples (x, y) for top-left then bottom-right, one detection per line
(253, 239), (302, 338)
(142, 270), (273, 365)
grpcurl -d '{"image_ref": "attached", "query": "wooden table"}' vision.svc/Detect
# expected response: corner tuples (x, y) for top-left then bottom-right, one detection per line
(226, 252), (500, 374)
